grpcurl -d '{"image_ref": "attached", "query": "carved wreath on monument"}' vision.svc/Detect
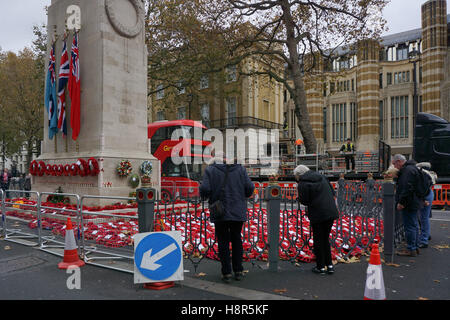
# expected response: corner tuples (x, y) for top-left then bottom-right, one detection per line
(105, 0), (144, 38)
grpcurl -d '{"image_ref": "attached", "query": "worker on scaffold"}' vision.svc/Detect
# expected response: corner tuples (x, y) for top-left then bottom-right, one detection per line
(340, 138), (355, 172)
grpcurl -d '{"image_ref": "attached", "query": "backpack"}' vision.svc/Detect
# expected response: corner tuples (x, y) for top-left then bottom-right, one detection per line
(415, 167), (433, 200)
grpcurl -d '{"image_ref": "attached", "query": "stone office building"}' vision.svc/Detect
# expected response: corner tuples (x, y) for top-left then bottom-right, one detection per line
(287, 0), (449, 157)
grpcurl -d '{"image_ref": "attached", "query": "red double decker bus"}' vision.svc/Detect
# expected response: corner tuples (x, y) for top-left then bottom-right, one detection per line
(148, 120), (211, 200)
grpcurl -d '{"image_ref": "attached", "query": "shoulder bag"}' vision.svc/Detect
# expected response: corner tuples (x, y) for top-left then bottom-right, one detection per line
(209, 166), (229, 221)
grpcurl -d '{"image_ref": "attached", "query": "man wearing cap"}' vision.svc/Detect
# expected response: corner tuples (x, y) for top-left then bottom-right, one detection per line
(294, 165), (339, 275)
(340, 138), (355, 172)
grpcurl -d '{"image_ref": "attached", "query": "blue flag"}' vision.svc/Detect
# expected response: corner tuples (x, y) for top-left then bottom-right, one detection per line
(45, 43), (58, 139)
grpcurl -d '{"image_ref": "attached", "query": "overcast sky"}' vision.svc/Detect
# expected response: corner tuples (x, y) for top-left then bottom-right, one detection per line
(0, 0), (449, 53)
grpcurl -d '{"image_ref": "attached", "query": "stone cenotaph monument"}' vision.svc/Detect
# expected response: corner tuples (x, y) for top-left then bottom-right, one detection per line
(33, 0), (160, 204)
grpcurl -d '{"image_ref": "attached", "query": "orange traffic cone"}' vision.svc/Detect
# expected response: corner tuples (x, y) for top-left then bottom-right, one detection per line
(364, 243), (386, 300)
(58, 217), (85, 269)
(143, 281), (175, 290)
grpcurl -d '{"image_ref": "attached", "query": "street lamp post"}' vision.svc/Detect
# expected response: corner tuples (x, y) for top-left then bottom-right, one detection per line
(409, 49), (421, 158)
(187, 93), (194, 120)
(408, 49), (421, 129)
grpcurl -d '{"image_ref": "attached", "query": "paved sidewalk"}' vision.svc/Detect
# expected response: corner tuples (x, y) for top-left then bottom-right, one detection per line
(0, 211), (448, 305)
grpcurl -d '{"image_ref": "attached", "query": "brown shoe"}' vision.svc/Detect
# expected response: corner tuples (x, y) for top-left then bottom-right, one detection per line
(397, 249), (417, 257)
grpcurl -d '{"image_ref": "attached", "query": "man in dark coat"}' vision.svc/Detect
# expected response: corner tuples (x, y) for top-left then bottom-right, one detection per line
(392, 154), (421, 257)
(199, 153), (254, 283)
(295, 165), (339, 275)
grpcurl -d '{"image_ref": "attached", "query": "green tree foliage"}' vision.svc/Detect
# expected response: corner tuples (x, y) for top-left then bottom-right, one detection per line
(145, 0), (388, 153)
(0, 24), (46, 170)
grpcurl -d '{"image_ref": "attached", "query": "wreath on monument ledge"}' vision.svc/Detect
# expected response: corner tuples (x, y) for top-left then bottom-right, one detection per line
(29, 160), (38, 176)
(139, 160), (153, 176)
(117, 159), (132, 177)
(88, 157), (100, 176)
(29, 158), (100, 177)
(77, 158), (89, 177)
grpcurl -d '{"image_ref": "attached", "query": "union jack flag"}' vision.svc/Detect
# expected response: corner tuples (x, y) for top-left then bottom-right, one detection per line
(45, 42), (58, 139)
(69, 32), (81, 141)
(57, 39), (69, 137)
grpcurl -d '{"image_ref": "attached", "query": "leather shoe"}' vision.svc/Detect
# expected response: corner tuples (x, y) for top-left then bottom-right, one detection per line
(418, 243), (428, 248)
(234, 272), (244, 281)
(312, 267), (326, 274)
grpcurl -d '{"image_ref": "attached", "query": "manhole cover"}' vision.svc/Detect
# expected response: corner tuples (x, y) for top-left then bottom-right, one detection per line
(0, 256), (46, 274)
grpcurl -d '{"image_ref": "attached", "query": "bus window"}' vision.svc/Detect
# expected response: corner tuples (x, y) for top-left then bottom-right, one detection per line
(161, 158), (203, 180)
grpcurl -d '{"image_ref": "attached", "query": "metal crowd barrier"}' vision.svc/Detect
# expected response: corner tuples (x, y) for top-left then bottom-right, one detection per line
(432, 184), (450, 208)
(0, 179), (410, 273)
(1, 190), (41, 247)
(79, 195), (137, 273)
(38, 192), (81, 256)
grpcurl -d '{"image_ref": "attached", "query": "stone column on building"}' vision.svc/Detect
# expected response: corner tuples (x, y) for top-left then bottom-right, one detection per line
(421, 0), (448, 117)
(34, 0), (160, 204)
(356, 39), (380, 151)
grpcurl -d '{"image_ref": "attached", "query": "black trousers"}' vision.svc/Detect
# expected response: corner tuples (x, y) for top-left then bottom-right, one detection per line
(215, 221), (244, 275)
(311, 219), (335, 269)
(345, 156), (355, 170)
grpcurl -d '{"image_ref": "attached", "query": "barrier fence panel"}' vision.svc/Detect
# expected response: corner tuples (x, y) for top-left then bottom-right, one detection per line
(333, 179), (384, 259)
(80, 195), (137, 273)
(37, 192), (81, 256)
(3, 180), (442, 273)
(1, 190), (41, 247)
(432, 184), (450, 208)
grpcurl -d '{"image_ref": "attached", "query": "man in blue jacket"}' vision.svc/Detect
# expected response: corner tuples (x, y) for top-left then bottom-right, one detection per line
(199, 152), (254, 283)
(392, 154), (421, 257)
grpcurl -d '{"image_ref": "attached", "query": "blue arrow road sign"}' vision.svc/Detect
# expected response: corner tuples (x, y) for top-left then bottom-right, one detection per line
(134, 232), (182, 282)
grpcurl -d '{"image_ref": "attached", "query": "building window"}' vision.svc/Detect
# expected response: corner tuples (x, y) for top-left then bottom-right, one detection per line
(396, 46), (408, 61)
(391, 96), (409, 139)
(226, 65), (237, 83)
(339, 59), (349, 70)
(226, 97), (237, 126)
(393, 71), (410, 84)
(177, 80), (185, 95)
(323, 107), (327, 143)
(177, 106), (186, 119)
(156, 110), (165, 121)
(332, 103), (347, 142)
(387, 73), (392, 85)
(379, 73), (383, 88)
(200, 103), (210, 127)
(156, 84), (164, 100)
(200, 75), (209, 89)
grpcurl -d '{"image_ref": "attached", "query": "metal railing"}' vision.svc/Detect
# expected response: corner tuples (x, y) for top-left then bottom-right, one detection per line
(0, 179), (407, 274)
(209, 116), (284, 130)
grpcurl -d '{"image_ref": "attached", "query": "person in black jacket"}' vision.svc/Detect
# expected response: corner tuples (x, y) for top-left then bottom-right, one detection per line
(295, 165), (339, 275)
(200, 152), (255, 283)
(392, 154), (421, 257)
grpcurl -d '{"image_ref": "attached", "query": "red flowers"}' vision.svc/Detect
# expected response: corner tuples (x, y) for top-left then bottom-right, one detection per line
(29, 158), (100, 177)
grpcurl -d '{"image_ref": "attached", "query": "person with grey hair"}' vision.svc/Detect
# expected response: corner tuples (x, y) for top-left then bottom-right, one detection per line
(294, 165), (339, 275)
(392, 154), (421, 256)
(416, 162), (437, 248)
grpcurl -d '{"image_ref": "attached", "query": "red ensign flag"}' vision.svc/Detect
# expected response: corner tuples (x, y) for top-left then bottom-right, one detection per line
(68, 32), (81, 141)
